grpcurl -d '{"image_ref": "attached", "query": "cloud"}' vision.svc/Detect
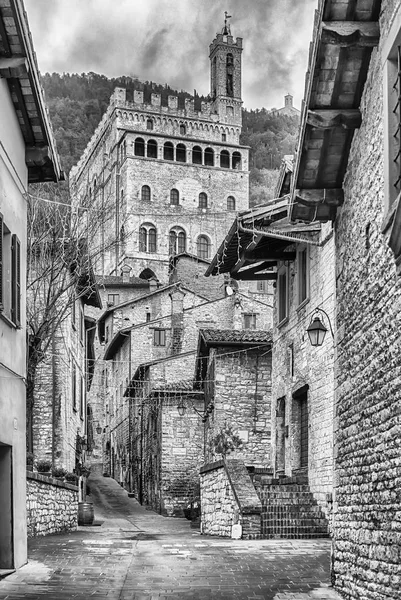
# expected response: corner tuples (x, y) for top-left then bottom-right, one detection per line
(24, 0), (317, 109)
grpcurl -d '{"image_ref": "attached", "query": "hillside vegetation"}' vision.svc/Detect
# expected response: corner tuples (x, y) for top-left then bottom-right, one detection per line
(42, 72), (299, 203)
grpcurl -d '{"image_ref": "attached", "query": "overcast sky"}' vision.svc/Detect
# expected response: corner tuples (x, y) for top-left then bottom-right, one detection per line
(25, 0), (317, 110)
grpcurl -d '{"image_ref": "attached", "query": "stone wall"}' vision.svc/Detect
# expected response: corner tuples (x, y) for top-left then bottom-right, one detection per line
(200, 459), (261, 539)
(26, 471), (78, 537)
(332, 2), (401, 598)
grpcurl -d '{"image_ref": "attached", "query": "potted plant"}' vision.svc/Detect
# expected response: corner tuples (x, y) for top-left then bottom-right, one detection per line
(65, 472), (78, 485)
(76, 462), (94, 525)
(36, 459), (52, 475)
(52, 466), (67, 480)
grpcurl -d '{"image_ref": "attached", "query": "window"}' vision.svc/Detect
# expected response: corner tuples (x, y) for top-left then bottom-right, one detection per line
(146, 311), (151, 322)
(243, 313), (257, 329)
(139, 224), (157, 253)
(176, 143), (186, 162)
(204, 147), (214, 166)
(227, 196), (236, 210)
(105, 325), (109, 344)
(170, 189), (179, 205)
(79, 304), (84, 344)
(147, 139), (157, 158)
(222, 133), (227, 142)
(220, 150), (230, 169)
(72, 363), (77, 411)
(164, 141), (174, 161)
(232, 151), (242, 170)
(141, 185), (151, 203)
(0, 215), (21, 328)
(298, 247), (309, 305)
(192, 146), (202, 164)
(169, 228), (186, 254)
(134, 137), (145, 156)
(80, 375), (84, 420)
(277, 265), (289, 324)
(197, 235), (210, 259)
(180, 124), (186, 135)
(153, 328), (166, 346)
(107, 294), (120, 306)
(199, 192), (208, 209)
(226, 53), (234, 96)
(146, 118), (153, 130)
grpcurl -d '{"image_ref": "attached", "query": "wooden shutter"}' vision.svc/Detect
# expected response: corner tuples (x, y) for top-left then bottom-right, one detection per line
(0, 214), (3, 310)
(11, 234), (21, 326)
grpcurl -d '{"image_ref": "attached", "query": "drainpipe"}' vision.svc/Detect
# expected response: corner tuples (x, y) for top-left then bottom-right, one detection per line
(51, 334), (57, 468)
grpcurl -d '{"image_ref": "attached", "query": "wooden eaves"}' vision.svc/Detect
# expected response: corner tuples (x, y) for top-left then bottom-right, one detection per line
(290, 0), (381, 222)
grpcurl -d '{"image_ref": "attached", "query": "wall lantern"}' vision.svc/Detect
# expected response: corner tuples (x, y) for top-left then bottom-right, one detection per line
(307, 308), (334, 347)
(177, 402), (186, 417)
(96, 422), (102, 435)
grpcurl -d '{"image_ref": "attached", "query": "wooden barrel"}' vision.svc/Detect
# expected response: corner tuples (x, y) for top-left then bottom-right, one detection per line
(78, 502), (94, 525)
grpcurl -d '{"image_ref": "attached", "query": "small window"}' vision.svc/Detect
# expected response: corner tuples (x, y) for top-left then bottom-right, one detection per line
(107, 294), (120, 306)
(72, 363), (77, 411)
(278, 265), (288, 324)
(227, 196), (236, 210)
(257, 280), (268, 292)
(232, 151), (242, 170)
(147, 139), (157, 158)
(153, 329), (166, 346)
(170, 189), (179, 205)
(192, 146), (202, 164)
(164, 141), (174, 161)
(199, 192), (208, 209)
(146, 311), (151, 322)
(220, 150), (230, 169)
(139, 224), (157, 253)
(141, 185), (151, 203)
(298, 247), (309, 305)
(204, 147), (214, 166)
(134, 137), (145, 157)
(197, 235), (210, 259)
(222, 133), (227, 142)
(243, 313), (257, 330)
(169, 228), (186, 254)
(176, 143), (186, 163)
(180, 124), (186, 135)
(146, 118), (154, 130)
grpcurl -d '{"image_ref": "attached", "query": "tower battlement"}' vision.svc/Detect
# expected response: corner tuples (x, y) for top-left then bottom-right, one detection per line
(111, 87), (213, 119)
(209, 34), (243, 54)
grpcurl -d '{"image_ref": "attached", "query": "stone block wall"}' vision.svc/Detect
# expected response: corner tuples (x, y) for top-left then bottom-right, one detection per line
(26, 471), (78, 537)
(200, 459), (261, 539)
(332, 4), (401, 597)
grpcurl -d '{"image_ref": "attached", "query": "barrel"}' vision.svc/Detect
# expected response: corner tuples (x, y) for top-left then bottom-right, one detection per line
(78, 501), (94, 525)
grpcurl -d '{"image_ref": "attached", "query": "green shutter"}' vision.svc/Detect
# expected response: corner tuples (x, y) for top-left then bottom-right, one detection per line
(11, 234), (21, 326)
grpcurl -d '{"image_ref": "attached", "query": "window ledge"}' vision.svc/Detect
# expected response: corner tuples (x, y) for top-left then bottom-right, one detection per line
(296, 298), (310, 313)
(0, 311), (18, 329)
(277, 316), (289, 329)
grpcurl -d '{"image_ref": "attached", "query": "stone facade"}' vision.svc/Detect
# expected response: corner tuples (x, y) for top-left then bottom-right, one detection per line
(331, 2), (401, 596)
(200, 459), (261, 539)
(26, 471), (78, 537)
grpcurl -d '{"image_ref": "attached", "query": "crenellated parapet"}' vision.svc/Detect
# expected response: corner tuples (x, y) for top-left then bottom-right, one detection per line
(209, 33), (243, 55)
(111, 87), (214, 119)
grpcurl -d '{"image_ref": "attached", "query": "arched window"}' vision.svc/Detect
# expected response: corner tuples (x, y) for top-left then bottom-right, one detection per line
(197, 235), (210, 259)
(146, 118), (153, 130)
(169, 227), (186, 255)
(232, 151), (242, 170)
(180, 124), (186, 135)
(164, 141), (174, 161)
(204, 147), (214, 166)
(141, 185), (151, 203)
(192, 146), (202, 165)
(176, 143), (186, 163)
(199, 192), (208, 209)
(226, 53), (234, 97)
(220, 150), (230, 169)
(139, 268), (157, 280)
(227, 196), (236, 210)
(134, 137), (145, 156)
(139, 224), (157, 253)
(147, 139), (157, 159)
(170, 189), (179, 205)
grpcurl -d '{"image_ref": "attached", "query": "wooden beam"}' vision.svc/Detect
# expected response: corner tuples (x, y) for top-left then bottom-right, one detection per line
(25, 145), (51, 167)
(244, 250), (296, 261)
(8, 77), (35, 145)
(0, 15), (12, 57)
(322, 21), (380, 47)
(307, 109), (361, 130)
(234, 261), (276, 277)
(296, 188), (344, 206)
(0, 57), (28, 78)
(233, 273), (278, 281)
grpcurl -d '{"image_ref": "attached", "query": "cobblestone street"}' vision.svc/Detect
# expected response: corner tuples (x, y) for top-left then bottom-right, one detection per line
(0, 475), (342, 600)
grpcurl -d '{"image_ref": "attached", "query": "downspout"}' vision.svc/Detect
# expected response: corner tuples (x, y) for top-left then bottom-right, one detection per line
(51, 334), (57, 468)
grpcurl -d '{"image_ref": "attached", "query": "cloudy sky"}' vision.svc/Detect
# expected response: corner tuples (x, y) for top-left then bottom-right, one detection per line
(25, 0), (317, 110)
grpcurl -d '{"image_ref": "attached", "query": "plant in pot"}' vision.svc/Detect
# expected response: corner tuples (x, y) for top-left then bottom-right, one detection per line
(36, 459), (52, 475)
(52, 467), (67, 480)
(65, 472), (78, 485)
(75, 462), (94, 525)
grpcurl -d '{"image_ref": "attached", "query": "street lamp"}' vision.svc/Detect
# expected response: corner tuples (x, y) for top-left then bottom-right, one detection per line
(96, 422), (102, 435)
(177, 401), (186, 417)
(306, 308), (334, 347)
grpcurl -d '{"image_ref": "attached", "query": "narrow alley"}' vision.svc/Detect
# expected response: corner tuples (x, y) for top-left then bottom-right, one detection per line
(0, 475), (341, 600)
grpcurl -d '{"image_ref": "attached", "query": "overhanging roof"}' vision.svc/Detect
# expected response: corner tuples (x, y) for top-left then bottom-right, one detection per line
(290, 0), (381, 222)
(0, 0), (63, 182)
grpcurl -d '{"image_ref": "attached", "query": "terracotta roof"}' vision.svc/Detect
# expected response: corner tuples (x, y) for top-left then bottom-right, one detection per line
(200, 329), (272, 346)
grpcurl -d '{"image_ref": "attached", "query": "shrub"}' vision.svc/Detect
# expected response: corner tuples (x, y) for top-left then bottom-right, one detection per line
(36, 459), (52, 472)
(52, 467), (67, 478)
(65, 472), (78, 484)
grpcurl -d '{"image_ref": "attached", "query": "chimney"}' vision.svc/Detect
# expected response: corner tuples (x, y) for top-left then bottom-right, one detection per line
(149, 277), (158, 293)
(121, 264), (132, 283)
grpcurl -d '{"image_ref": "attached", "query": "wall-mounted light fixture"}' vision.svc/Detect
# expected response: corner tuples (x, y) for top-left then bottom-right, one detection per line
(96, 422), (102, 435)
(177, 401), (186, 417)
(307, 308), (334, 347)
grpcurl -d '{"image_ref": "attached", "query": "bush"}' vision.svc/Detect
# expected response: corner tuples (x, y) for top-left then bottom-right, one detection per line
(65, 472), (78, 484)
(36, 459), (52, 472)
(52, 467), (67, 478)
(26, 452), (34, 469)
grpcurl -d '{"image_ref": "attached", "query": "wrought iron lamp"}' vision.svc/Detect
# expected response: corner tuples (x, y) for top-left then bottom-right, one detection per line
(307, 308), (334, 347)
(96, 422), (102, 435)
(177, 401), (186, 417)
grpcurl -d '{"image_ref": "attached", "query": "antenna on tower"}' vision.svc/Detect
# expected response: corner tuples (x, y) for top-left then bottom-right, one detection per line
(222, 11), (232, 35)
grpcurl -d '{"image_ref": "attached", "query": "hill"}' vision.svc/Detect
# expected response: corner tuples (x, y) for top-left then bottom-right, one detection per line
(41, 72), (299, 203)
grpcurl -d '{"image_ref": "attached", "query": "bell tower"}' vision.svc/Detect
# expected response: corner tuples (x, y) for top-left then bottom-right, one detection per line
(209, 13), (243, 127)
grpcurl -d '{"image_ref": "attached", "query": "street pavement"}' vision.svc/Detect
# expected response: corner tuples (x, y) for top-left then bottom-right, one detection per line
(0, 474), (343, 600)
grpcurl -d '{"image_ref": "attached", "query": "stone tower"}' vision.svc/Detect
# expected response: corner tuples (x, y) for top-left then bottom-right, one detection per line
(209, 15), (243, 127)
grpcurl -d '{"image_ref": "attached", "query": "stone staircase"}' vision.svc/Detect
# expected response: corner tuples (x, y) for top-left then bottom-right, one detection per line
(249, 469), (330, 539)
